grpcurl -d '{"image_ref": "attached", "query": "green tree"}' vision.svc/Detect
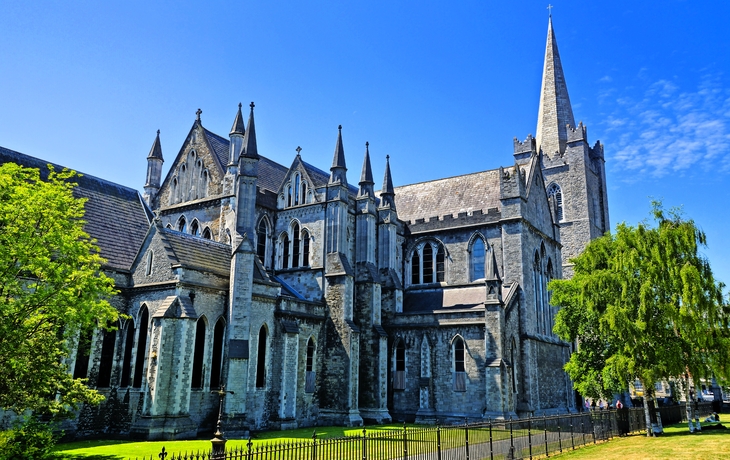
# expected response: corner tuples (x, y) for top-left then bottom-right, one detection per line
(550, 202), (730, 436)
(0, 162), (118, 419)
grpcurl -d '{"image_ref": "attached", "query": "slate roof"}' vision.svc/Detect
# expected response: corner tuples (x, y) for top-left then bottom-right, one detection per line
(202, 128), (289, 195)
(159, 227), (231, 276)
(393, 169), (502, 224)
(0, 146), (152, 271)
(404, 286), (487, 313)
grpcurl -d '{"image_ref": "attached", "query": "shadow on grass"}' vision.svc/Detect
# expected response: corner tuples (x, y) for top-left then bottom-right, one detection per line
(645, 422), (730, 438)
(54, 455), (125, 460)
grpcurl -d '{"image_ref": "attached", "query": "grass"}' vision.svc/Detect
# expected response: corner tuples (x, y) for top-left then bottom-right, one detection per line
(53, 424), (417, 459)
(53, 421), (730, 459)
(553, 422), (730, 460)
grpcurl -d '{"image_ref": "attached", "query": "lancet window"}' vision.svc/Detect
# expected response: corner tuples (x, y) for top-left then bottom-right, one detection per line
(408, 240), (446, 286)
(547, 183), (564, 222)
(305, 337), (316, 393)
(453, 336), (466, 391)
(470, 236), (486, 281)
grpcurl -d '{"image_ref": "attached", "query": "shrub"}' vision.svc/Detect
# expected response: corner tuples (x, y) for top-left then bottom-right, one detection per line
(0, 417), (60, 460)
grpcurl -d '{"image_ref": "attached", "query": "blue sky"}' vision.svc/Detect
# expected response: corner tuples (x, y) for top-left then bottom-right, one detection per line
(3, 1), (730, 286)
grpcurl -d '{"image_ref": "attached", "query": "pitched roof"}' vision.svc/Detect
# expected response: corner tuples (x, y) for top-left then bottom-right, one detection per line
(393, 169), (502, 224)
(159, 227), (231, 276)
(0, 146), (152, 271)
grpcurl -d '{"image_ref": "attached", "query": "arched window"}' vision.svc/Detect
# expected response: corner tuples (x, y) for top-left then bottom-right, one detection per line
(471, 237), (486, 281)
(73, 328), (93, 379)
(547, 183), (564, 222)
(409, 241), (446, 285)
(146, 252), (153, 276)
(120, 322), (135, 387)
(133, 306), (149, 388)
(178, 216), (187, 233)
(411, 251), (420, 285)
(510, 338), (517, 393)
(282, 234), (290, 269)
(302, 182), (308, 204)
(201, 170), (209, 198)
(546, 259), (554, 337)
(202, 227), (212, 240)
(302, 230), (310, 266)
(191, 319), (205, 389)
(166, 223), (172, 230)
(453, 337), (466, 391)
(257, 218), (269, 265)
(190, 220), (200, 236)
(255, 326), (267, 388)
(171, 178), (178, 204)
(423, 244), (433, 283)
(533, 251), (546, 335)
(394, 340), (406, 390)
(305, 337), (316, 393)
(210, 319), (225, 390)
(294, 174), (301, 205)
(292, 223), (301, 268)
(287, 185), (292, 207)
(97, 326), (116, 388)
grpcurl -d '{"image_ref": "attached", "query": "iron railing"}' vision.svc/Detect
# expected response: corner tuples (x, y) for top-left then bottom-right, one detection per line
(135, 402), (714, 460)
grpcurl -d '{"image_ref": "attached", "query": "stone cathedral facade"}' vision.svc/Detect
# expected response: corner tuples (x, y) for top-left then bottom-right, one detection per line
(1, 18), (609, 440)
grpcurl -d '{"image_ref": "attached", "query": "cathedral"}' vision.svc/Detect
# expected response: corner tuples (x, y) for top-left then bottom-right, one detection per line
(1, 18), (608, 440)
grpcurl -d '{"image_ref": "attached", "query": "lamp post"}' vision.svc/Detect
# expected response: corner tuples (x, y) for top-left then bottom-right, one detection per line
(211, 386), (234, 457)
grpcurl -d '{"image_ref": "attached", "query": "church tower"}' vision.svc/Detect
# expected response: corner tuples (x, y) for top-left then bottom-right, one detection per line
(522, 16), (609, 277)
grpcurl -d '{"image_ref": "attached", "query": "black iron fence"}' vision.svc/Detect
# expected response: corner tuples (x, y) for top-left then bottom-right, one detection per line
(137, 403), (714, 460)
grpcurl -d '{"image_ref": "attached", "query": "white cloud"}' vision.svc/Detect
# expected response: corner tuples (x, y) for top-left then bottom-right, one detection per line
(599, 74), (730, 178)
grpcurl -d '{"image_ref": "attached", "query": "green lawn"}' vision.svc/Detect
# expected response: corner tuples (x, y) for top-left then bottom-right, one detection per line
(53, 424), (416, 459)
(53, 422), (730, 459)
(554, 422), (730, 460)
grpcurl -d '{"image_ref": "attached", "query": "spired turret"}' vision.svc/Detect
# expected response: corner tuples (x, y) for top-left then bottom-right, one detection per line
(143, 130), (164, 206)
(228, 103), (245, 169)
(329, 125), (348, 186)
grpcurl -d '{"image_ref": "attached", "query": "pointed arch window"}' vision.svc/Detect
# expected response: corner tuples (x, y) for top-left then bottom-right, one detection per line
(191, 319), (206, 389)
(292, 223), (301, 268)
(301, 182), (308, 204)
(282, 234), (290, 269)
(257, 218), (269, 266)
(190, 220), (200, 236)
(133, 306), (149, 388)
(471, 237), (486, 281)
(202, 227), (212, 240)
(305, 337), (316, 393)
(210, 319), (225, 390)
(72, 328), (93, 379)
(409, 241), (446, 286)
(146, 252), (153, 276)
(453, 337), (466, 391)
(547, 183), (564, 222)
(394, 340), (406, 390)
(287, 185), (292, 207)
(302, 230), (310, 267)
(178, 216), (187, 233)
(255, 326), (267, 388)
(120, 322), (135, 387)
(294, 174), (301, 205)
(97, 326), (116, 388)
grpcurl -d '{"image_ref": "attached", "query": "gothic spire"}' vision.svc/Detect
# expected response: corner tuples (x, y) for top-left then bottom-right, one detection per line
(241, 102), (259, 159)
(147, 129), (163, 160)
(230, 102), (245, 136)
(535, 16), (576, 158)
(329, 125), (348, 185)
(358, 142), (375, 198)
(379, 155), (396, 210)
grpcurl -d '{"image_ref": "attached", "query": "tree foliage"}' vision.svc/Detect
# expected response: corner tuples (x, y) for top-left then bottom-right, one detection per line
(0, 162), (118, 418)
(551, 202), (730, 404)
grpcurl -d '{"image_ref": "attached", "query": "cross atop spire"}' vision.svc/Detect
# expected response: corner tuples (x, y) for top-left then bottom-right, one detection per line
(296, 146), (302, 157)
(241, 102), (258, 159)
(196, 108), (202, 122)
(535, 17), (576, 158)
(547, 3), (553, 17)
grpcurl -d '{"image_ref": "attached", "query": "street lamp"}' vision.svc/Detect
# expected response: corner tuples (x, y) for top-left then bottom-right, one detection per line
(210, 386), (234, 456)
